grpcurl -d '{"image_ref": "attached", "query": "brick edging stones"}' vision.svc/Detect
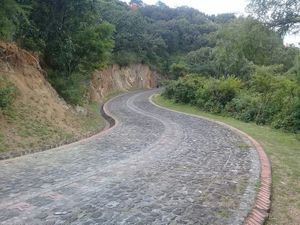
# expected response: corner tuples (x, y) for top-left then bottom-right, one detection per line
(149, 93), (272, 225)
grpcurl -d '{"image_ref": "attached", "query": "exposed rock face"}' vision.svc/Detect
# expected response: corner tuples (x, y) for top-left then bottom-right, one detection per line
(90, 64), (158, 102)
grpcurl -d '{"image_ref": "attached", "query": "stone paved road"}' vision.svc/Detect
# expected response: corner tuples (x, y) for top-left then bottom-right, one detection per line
(0, 90), (259, 225)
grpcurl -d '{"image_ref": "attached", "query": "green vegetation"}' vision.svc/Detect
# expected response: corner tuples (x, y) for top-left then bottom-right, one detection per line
(0, 0), (299, 222)
(158, 2), (300, 134)
(0, 76), (16, 110)
(248, 0), (300, 34)
(0, 101), (105, 152)
(163, 67), (300, 133)
(154, 95), (300, 225)
(0, 132), (8, 152)
(1, 0), (298, 106)
(0, 0), (26, 40)
(81, 102), (105, 132)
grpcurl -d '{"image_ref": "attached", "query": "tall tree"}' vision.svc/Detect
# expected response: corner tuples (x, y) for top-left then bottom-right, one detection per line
(247, 0), (300, 34)
(0, 0), (27, 40)
(213, 18), (285, 77)
(23, 0), (114, 74)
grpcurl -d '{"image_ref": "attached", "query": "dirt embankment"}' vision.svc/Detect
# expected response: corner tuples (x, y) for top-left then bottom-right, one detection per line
(90, 64), (158, 102)
(0, 43), (158, 155)
(0, 42), (104, 154)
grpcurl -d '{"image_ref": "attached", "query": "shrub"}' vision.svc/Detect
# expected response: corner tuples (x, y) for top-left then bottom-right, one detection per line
(113, 51), (139, 67)
(162, 69), (300, 133)
(170, 63), (188, 79)
(226, 92), (260, 122)
(196, 76), (242, 112)
(48, 71), (87, 106)
(163, 75), (206, 104)
(272, 99), (300, 133)
(0, 76), (16, 109)
(162, 81), (177, 99)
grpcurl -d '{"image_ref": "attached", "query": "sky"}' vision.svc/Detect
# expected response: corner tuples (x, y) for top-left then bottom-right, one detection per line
(123, 0), (299, 46)
(137, 0), (248, 15)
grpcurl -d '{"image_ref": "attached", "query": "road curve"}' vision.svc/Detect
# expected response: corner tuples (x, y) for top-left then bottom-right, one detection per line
(0, 90), (260, 225)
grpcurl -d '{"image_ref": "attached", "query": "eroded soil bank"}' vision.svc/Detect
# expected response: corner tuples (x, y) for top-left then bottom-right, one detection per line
(0, 42), (157, 154)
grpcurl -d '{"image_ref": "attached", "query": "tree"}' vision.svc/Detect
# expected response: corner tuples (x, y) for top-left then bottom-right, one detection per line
(130, 0), (144, 7)
(213, 18), (287, 77)
(288, 54), (300, 82)
(0, 0), (27, 40)
(170, 63), (188, 79)
(247, 0), (300, 34)
(184, 47), (216, 75)
(22, 0), (114, 74)
(16, 0), (115, 104)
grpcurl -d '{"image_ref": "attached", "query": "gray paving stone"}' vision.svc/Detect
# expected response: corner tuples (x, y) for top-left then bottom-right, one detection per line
(0, 90), (259, 225)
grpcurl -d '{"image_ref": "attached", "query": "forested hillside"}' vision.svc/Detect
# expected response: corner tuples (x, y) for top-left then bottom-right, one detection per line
(160, 0), (300, 133)
(1, 0), (299, 132)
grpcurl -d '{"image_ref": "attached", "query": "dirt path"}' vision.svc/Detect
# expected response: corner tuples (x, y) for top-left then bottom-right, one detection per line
(0, 90), (259, 225)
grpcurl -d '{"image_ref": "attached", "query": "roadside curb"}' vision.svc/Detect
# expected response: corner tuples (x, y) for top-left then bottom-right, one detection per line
(149, 94), (272, 225)
(0, 95), (119, 161)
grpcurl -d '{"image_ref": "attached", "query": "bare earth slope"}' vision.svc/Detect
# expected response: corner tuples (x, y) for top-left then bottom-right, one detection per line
(0, 43), (156, 154)
(0, 90), (259, 225)
(0, 42), (107, 153)
(90, 64), (158, 102)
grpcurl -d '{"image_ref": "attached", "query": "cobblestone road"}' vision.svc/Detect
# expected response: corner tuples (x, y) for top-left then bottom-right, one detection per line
(0, 90), (259, 225)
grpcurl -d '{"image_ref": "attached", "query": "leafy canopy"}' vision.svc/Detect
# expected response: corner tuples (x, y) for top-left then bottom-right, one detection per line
(247, 0), (300, 34)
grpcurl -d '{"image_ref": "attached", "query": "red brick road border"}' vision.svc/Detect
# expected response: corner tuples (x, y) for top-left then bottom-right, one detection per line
(241, 134), (272, 225)
(218, 125), (272, 225)
(150, 94), (272, 225)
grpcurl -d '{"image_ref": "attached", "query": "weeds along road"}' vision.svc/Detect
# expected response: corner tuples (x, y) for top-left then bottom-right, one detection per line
(0, 90), (259, 225)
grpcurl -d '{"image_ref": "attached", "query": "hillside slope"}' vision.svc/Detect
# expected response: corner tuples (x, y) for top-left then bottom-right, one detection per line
(90, 64), (158, 102)
(0, 43), (157, 154)
(0, 42), (106, 153)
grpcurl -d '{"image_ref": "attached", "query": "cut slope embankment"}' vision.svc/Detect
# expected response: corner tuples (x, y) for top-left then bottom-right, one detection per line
(0, 43), (157, 156)
(90, 64), (158, 102)
(0, 42), (105, 155)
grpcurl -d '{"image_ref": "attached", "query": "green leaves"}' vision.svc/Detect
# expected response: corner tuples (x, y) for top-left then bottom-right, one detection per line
(163, 71), (300, 132)
(0, 76), (16, 110)
(212, 18), (291, 78)
(20, 0), (115, 104)
(247, 0), (300, 34)
(0, 0), (28, 40)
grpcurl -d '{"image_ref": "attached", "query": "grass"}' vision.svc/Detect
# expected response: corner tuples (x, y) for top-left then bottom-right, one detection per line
(0, 132), (8, 152)
(153, 95), (300, 225)
(15, 105), (75, 149)
(0, 88), (126, 153)
(80, 90), (125, 132)
(80, 102), (105, 132)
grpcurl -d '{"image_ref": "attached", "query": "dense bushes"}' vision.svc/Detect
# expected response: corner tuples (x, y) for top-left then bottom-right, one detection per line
(0, 76), (16, 110)
(196, 76), (241, 113)
(163, 69), (300, 133)
(48, 72), (88, 105)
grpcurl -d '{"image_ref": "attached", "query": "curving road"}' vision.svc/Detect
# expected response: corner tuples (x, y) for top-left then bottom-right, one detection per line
(0, 90), (259, 225)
